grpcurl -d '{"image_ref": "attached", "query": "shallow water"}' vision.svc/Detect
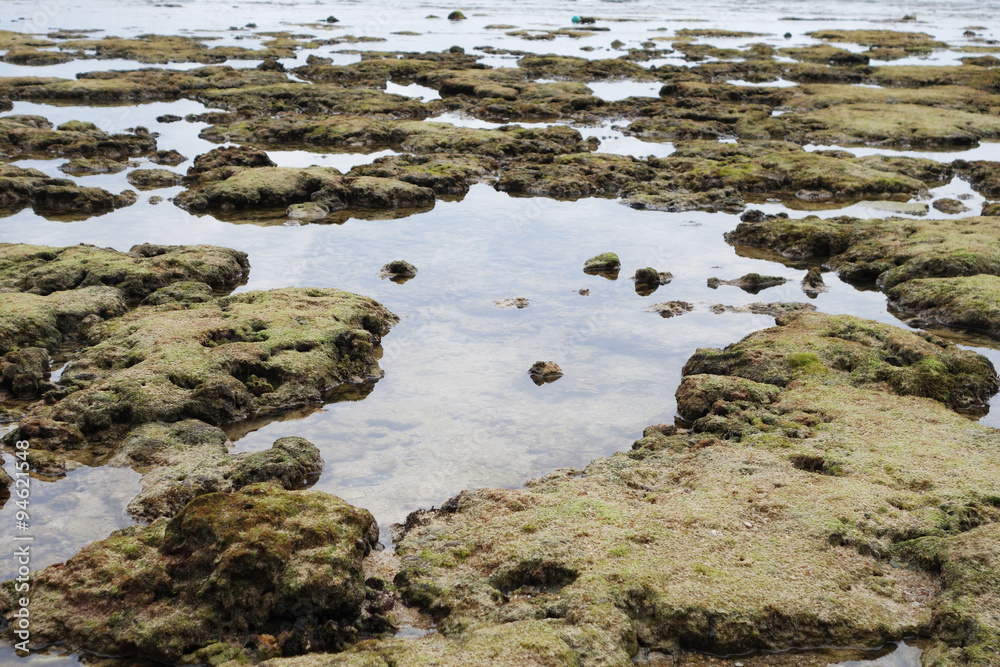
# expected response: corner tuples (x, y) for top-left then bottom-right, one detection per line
(1, 0), (1000, 660)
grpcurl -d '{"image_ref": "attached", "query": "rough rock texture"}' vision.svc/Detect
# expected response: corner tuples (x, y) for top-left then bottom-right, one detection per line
(726, 214), (1000, 336)
(262, 312), (1000, 667)
(0, 484), (381, 663)
(110, 420), (324, 520)
(0, 164), (137, 218)
(0, 115), (157, 159)
(0, 243), (249, 355)
(14, 287), (398, 448)
(707, 273), (787, 293)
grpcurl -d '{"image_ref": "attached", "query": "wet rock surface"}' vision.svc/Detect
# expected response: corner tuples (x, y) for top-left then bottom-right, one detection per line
(258, 312), (1000, 667)
(727, 214), (1000, 336)
(0, 483), (382, 663)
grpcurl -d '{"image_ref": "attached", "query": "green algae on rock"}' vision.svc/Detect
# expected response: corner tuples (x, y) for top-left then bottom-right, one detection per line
(0, 164), (137, 218)
(14, 287), (397, 449)
(110, 420), (324, 520)
(258, 312), (1000, 667)
(175, 165), (436, 215)
(126, 168), (184, 189)
(0, 483), (382, 663)
(0, 243), (246, 358)
(727, 213), (1000, 337)
(0, 115), (157, 159)
(583, 252), (621, 273)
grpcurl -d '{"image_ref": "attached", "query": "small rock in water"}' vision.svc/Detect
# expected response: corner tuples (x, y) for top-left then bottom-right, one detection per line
(325, 15), (339, 23)
(932, 198), (970, 214)
(379, 259), (418, 283)
(155, 114), (182, 123)
(646, 301), (693, 318)
(528, 361), (563, 385)
(494, 297), (529, 309)
(583, 252), (621, 279)
(801, 267), (828, 297)
(286, 201), (329, 220)
(578, 288), (591, 296)
(633, 267), (673, 296)
(447, 10), (466, 20)
(707, 273), (787, 294)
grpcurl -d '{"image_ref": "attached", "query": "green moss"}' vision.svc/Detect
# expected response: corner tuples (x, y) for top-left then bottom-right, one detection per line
(0, 164), (137, 218)
(0, 484), (379, 663)
(17, 287), (397, 444)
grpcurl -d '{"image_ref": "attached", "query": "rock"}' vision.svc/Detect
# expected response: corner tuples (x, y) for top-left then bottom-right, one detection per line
(633, 267), (673, 296)
(379, 260), (418, 283)
(110, 420), (324, 520)
(646, 301), (693, 318)
(149, 149), (187, 165)
(801, 267), (828, 296)
(447, 11), (466, 20)
(583, 252), (621, 275)
(329, 313), (1000, 666)
(858, 200), (929, 215)
(156, 114), (182, 123)
(727, 213), (1000, 334)
(707, 273), (787, 294)
(984, 202), (1000, 216)
(286, 201), (330, 220)
(141, 280), (215, 306)
(932, 198), (970, 214)
(325, 16), (339, 23)
(12, 287), (397, 446)
(257, 57), (286, 72)
(493, 298), (529, 309)
(0, 164), (138, 218)
(126, 168), (184, 189)
(528, 361), (563, 385)
(0, 484), (382, 663)
(0, 347), (51, 399)
(0, 115), (157, 159)
(709, 302), (817, 318)
(59, 157), (131, 175)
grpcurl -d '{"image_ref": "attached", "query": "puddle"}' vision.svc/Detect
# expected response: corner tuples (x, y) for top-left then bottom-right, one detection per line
(385, 81), (441, 101)
(585, 80), (663, 101)
(727, 78), (799, 87)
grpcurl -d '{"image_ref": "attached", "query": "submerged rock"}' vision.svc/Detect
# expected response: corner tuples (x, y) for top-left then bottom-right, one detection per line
(709, 301), (817, 318)
(932, 198), (970, 214)
(528, 361), (563, 385)
(0, 484), (382, 662)
(645, 301), (693, 318)
(493, 297), (529, 309)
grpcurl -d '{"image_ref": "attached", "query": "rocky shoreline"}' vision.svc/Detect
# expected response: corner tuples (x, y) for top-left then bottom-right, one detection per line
(0, 17), (999, 667)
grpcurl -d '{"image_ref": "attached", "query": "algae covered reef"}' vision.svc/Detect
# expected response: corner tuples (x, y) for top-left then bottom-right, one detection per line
(1, 1), (1000, 665)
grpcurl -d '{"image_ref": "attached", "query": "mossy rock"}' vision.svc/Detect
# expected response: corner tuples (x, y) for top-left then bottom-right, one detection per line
(0, 242), (249, 300)
(15, 287), (397, 444)
(59, 156), (132, 176)
(110, 420), (323, 520)
(0, 164), (137, 218)
(126, 168), (184, 189)
(339, 315), (999, 665)
(175, 166), (436, 214)
(682, 311), (998, 411)
(583, 252), (620, 273)
(726, 214), (1000, 335)
(888, 274), (1000, 335)
(0, 484), (381, 662)
(0, 114), (157, 159)
(707, 273), (787, 294)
